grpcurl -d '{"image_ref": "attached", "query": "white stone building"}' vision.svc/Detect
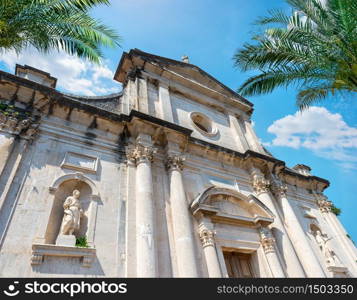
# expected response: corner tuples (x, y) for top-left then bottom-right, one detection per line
(0, 49), (356, 278)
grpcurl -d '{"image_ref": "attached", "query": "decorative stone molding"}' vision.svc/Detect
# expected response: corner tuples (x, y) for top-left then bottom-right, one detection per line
(270, 175), (288, 198)
(126, 144), (156, 165)
(30, 253), (44, 265)
(165, 154), (185, 171)
(189, 111), (218, 137)
(198, 227), (215, 248)
(259, 227), (276, 253)
(49, 172), (100, 197)
(31, 244), (96, 268)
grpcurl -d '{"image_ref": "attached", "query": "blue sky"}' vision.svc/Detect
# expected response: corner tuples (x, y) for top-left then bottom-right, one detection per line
(1, 0), (356, 241)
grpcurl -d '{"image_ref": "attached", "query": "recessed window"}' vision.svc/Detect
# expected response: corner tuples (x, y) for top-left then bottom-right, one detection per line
(190, 112), (218, 137)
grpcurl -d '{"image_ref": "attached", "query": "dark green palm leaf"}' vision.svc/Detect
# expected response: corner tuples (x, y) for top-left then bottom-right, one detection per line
(234, 0), (357, 109)
(0, 0), (120, 63)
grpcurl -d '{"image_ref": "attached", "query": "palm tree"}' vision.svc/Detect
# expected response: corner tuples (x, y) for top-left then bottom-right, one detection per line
(234, 0), (357, 109)
(0, 0), (120, 64)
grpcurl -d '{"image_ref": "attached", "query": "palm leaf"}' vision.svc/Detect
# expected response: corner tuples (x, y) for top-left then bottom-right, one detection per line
(234, 0), (357, 109)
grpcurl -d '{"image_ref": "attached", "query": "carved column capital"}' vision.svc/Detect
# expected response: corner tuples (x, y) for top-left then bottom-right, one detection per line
(316, 195), (332, 213)
(126, 144), (156, 166)
(270, 175), (288, 198)
(0, 113), (32, 135)
(0, 109), (39, 140)
(251, 173), (270, 195)
(165, 154), (185, 171)
(259, 227), (276, 253)
(313, 192), (332, 213)
(199, 226), (216, 248)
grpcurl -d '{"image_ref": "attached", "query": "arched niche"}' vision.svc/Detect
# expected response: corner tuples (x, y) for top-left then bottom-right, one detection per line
(45, 180), (91, 244)
(44, 172), (101, 247)
(49, 172), (100, 197)
(31, 172), (101, 268)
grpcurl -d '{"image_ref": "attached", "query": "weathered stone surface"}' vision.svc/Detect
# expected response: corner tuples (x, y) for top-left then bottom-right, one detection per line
(0, 49), (355, 278)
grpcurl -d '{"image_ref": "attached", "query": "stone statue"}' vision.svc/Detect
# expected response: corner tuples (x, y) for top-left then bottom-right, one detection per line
(60, 190), (83, 235)
(314, 230), (340, 266)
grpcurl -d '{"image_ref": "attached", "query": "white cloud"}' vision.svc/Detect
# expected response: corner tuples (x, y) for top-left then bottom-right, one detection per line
(0, 48), (120, 96)
(265, 107), (357, 168)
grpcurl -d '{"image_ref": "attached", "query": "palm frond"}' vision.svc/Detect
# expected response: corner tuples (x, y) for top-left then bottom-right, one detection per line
(0, 0), (120, 63)
(233, 0), (357, 108)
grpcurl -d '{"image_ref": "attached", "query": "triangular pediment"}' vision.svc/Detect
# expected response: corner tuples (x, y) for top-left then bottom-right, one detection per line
(114, 49), (253, 111)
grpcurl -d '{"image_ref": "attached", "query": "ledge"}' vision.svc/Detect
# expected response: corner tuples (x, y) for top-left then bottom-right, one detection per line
(31, 243), (96, 268)
(327, 265), (349, 277)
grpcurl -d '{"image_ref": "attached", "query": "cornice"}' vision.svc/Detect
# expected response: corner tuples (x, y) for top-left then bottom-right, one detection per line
(0, 69), (329, 192)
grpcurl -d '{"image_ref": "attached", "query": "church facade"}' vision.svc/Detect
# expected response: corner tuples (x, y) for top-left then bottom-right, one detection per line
(0, 49), (356, 277)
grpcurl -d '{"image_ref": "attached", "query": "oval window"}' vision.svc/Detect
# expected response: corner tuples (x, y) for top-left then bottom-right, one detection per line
(190, 112), (218, 137)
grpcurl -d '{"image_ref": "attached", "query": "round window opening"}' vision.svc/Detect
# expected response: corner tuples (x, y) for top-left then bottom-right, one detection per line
(190, 112), (218, 137)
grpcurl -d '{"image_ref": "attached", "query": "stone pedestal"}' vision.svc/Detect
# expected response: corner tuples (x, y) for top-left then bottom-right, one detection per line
(56, 235), (76, 247)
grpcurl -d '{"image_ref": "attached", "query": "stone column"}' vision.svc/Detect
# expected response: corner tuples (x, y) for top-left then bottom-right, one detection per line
(317, 195), (357, 275)
(270, 175), (326, 277)
(250, 168), (306, 277)
(166, 153), (198, 277)
(0, 133), (15, 176)
(130, 140), (157, 277)
(0, 115), (32, 176)
(259, 226), (285, 277)
(198, 221), (222, 277)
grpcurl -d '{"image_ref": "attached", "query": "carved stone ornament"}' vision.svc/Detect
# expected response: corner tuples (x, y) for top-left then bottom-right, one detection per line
(199, 227), (215, 248)
(315, 194), (332, 213)
(270, 175), (288, 198)
(30, 253), (44, 265)
(259, 227), (276, 253)
(0, 111), (38, 139)
(126, 144), (156, 165)
(252, 173), (270, 195)
(314, 230), (342, 267)
(165, 154), (185, 171)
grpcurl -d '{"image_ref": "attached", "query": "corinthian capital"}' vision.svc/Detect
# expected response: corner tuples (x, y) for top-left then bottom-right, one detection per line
(0, 112), (34, 136)
(165, 154), (185, 171)
(251, 173), (270, 195)
(198, 226), (215, 248)
(270, 175), (288, 198)
(315, 194), (332, 213)
(126, 144), (156, 165)
(259, 227), (276, 253)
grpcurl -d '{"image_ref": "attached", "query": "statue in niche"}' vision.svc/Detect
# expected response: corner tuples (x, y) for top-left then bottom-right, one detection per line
(60, 190), (83, 235)
(314, 230), (341, 266)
